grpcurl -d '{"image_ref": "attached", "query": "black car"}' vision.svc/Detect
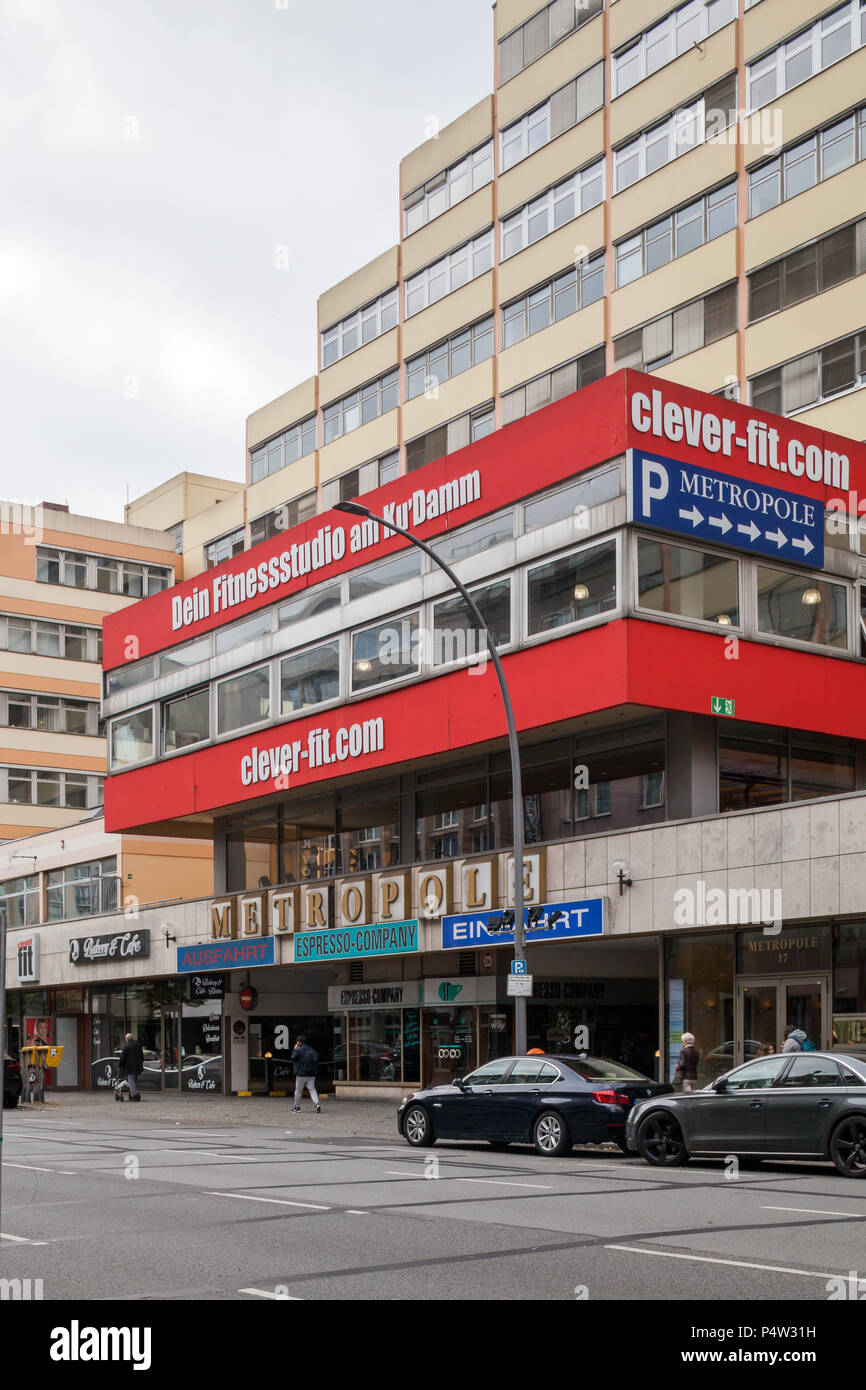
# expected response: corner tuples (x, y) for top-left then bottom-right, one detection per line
(397, 1054), (673, 1156)
(4, 1053), (23, 1108)
(626, 1051), (866, 1177)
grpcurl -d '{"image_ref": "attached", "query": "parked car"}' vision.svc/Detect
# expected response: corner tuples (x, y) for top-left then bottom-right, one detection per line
(397, 1054), (673, 1156)
(626, 1051), (866, 1177)
(3, 1053), (23, 1108)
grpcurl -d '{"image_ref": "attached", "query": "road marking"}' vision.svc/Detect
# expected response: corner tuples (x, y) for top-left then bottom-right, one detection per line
(4, 1163), (55, 1173)
(605, 1246), (834, 1280)
(1, 1232), (48, 1246)
(346, 1209), (368, 1214)
(457, 1178), (553, 1190)
(205, 1190), (330, 1211)
(385, 1170), (430, 1178)
(763, 1205), (865, 1218)
(239, 1287), (302, 1300)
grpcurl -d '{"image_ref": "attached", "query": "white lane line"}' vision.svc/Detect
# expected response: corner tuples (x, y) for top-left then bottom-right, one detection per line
(457, 1178), (553, 1190)
(1, 1232), (49, 1246)
(239, 1287), (302, 1300)
(605, 1246), (834, 1281)
(385, 1170), (431, 1178)
(205, 1190), (330, 1211)
(4, 1163), (56, 1173)
(763, 1205), (865, 1218)
(346, 1209), (369, 1214)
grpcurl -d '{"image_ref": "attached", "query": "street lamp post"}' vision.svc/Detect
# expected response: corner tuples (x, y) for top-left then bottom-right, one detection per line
(333, 500), (529, 1054)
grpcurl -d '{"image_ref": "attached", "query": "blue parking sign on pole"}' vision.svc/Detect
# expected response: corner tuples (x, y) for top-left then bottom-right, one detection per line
(511, 960), (528, 975)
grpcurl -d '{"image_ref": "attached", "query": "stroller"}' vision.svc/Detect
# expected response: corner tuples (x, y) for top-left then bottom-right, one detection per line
(114, 1071), (132, 1102)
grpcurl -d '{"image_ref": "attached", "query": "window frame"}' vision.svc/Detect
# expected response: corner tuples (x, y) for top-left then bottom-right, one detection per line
(633, 533), (743, 634)
(320, 287), (399, 368)
(523, 533), (622, 649)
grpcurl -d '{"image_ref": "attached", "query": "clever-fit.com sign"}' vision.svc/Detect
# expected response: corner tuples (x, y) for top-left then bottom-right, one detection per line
(630, 450), (824, 568)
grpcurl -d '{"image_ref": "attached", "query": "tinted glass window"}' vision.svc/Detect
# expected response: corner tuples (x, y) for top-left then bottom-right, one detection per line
(503, 1060), (548, 1084)
(464, 1061), (511, 1086)
(557, 1057), (646, 1080)
(780, 1056), (842, 1087)
(724, 1056), (788, 1089)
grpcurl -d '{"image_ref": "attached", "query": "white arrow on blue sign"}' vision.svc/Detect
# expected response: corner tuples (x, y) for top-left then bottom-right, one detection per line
(630, 450), (823, 568)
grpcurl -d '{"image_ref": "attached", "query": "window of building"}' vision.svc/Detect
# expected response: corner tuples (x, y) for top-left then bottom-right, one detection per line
(720, 724), (855, 810)
(348, 550), (422, 603)
(2, 768), (103, 809)
(614, 283), (737, 370)
(502, 255), (604, 347)
(614, 75), (736, 192)
(280, 641), (341, 714)
(749, 109), (866, 218)
(406, 317), (494, 399)
(613, 0), (736, 96)
(0, 691), (98, 736)
(756, 567), (848, 648)
(747, 2), (866, 112)
(404, 230), (493, 317)
(249, 492), (317, 547)
(524, 464), (622, 531)
(502, 347), (606, 425)
(321, 288), (398, 368)
(500, 62), (604, 171)
(216, 666), (271, 734)
(501, 159), (605, 259)
(637, 538), (739, 626)
(323, 369), (400, 444)
(750, 331), (866, 414)
(527, 538), (617, 635)
(250, 416), (318, 484)
(110, 709), (155, 769)
(405, 404), (494, 472)
(163, 689), (210, 754)
(402, 141), (494, 236)
(748, 219), (863, 321)
(279, 583), (342, 629)
(433, 578), (511, 663)
(0, 615), (101, 663)
(0, 874), (39, 929)
(205, 527), (245, 569)
(499, 0), (603, 84)
(214, 609), (273, 656)
(351, 612), (420, 691)
(46, 858), (118, 921)
(615, 182), (736, 288)
(436, 512), (514, 566)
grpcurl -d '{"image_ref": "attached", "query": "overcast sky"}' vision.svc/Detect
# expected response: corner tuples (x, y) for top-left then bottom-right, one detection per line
(1, 0), (492, 521)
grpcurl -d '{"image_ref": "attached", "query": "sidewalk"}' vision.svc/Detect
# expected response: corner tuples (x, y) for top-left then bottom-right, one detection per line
(11, 1088), (400, 1137)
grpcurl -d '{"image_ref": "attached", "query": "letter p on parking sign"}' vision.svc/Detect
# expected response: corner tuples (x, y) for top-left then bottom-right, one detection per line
(640, 457), (668, 516)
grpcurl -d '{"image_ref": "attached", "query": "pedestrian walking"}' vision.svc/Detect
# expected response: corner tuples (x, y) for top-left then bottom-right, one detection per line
(782, 1025), (807, 1053)
(673, 1032), (700, 1092)
(291, 1034), (321, 1112)
(118, 1033), (144, 1101)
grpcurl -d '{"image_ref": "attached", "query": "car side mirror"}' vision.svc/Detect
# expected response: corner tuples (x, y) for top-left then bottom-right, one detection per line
(712, 1077), (728, 1093)
(453, 1076), (466, 1090)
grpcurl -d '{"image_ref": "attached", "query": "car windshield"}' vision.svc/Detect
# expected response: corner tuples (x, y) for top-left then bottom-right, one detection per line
(553, 1056), (648, 1081)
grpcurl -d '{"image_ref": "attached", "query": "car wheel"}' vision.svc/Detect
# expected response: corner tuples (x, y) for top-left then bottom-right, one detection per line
(533, 1111), (571, 1157)
(636, 1110), (690, 1167)
(830, 1117), (866, 1177)
(403, 1105), (435, 1148)
(488, 1140), (511, 1151)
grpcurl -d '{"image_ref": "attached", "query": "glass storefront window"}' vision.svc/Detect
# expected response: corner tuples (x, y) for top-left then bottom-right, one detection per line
(423, 1007), (477, 1088)
(181, 1000), (222, 1093)
(719, 730), (787, 810)
(226, 812), (279, 891)
(416, 761), (489, 861)
(834, 922), (866, 1050)
(279, 792), (337, 882)
(756, 567), (848, 648)
(348, 1011), (403, 1082)
(337, 780), (400, 873)
(638, 538), (739, 625)
(665, 933), (734, 1084)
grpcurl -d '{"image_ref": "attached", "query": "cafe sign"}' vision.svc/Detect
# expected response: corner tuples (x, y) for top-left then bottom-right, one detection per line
(69, 929), (150, 965)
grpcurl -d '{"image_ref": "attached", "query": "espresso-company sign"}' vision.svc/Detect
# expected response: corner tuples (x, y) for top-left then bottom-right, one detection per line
(69, 929), (150, 965)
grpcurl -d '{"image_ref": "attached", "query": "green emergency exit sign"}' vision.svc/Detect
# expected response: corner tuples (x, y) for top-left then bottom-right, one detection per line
(711, 697), (735, 716)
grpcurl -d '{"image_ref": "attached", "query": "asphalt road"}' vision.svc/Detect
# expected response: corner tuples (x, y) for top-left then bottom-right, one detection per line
(2, 1103), (866, 1304)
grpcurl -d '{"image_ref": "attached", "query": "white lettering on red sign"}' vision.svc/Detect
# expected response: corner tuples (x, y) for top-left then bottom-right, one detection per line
(630, 388), (849, 491)
(239, 717), (385, 788)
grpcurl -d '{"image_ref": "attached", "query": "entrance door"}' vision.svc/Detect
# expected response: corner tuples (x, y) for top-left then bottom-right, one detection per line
(735, 976), (828, 1066)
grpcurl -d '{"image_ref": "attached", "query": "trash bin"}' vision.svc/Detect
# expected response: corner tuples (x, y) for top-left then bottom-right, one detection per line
(19, 1044), (64, 1102)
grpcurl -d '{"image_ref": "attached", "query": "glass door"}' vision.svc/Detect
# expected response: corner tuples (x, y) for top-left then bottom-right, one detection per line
(736, 976), (828, 1066)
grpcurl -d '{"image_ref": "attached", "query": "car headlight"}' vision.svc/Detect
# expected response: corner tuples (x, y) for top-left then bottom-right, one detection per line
(399, 1093), (416, 1106)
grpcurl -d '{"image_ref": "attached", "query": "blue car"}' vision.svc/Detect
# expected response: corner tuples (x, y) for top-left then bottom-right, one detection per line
(397, 1054), (673, 1156)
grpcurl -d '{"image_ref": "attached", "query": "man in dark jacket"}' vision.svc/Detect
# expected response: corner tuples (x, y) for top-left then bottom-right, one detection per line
(118, 1033), (144, 1101)
(291, 1035), (320, 1112)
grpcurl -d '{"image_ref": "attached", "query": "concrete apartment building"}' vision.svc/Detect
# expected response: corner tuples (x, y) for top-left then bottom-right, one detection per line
(148, 0), (865, 576)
